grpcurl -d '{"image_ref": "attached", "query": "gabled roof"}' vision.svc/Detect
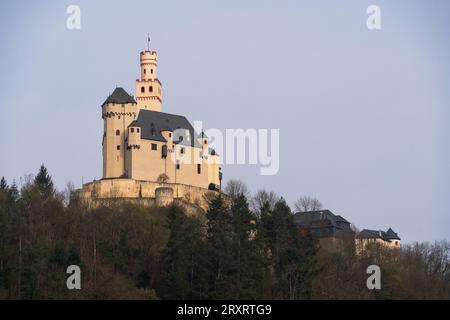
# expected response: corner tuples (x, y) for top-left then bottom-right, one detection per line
(130, 109), (202, 147)
(293, 210), (351, 230)
(102, 87), (136, 106)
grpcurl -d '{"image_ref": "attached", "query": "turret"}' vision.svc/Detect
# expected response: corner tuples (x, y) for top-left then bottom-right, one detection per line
(135, 50), (163, 113)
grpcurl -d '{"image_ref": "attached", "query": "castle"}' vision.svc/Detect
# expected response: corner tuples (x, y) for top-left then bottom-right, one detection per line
(80, 48), (222, 210)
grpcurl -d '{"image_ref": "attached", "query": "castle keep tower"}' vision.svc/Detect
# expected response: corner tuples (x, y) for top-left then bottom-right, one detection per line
(135, 51), (163, 112)
(102, 88), (137, 179)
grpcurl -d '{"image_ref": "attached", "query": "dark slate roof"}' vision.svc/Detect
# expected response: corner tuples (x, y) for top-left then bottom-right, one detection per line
(102, 87), (136, 106)
(293, 210), (351, 230)
(356, 229), (382, 239)
(356, 228), (401, 241)
(385, 228), (401, 240)
(131, 109), (201, 147)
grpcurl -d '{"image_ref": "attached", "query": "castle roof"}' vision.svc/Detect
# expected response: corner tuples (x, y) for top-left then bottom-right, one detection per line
(131, 109), (202, 147)
(294, 210), (353, 232)
(356, 228), (401, 241)
(102, 87), (136, 106)
(293, 210), (354, 239)
(386, 228), (401, 240)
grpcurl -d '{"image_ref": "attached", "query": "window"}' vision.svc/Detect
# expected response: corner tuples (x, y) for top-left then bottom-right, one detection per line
(176, 160), (180, 170)
(117, 145), (120, 150)
(197, 164), (201, 174)
(151, 69), (154, 74)
(131, 128), (134, 133)
(204, 140), (207, 144)
(149, 86), (153, 93)
(144, 69), (146, 74)
(168, 133), (172, 138)
(137, 128), (140, 133)
(151, 143), (157, 151)
(180, 147), (185, 154)
(141, 86), (145, 93)
(116, 130), (120, 136)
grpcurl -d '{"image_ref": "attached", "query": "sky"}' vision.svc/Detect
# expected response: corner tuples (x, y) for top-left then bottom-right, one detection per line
(0, 0), (449, 243)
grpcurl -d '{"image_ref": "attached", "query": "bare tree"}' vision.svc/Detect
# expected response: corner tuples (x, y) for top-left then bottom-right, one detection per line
(63, 181), (75, 207)
(224, 179), (249, 199)
(294, 196), (323, 212)
(251, 189), (279, 213)
(157, 173), (169, 183)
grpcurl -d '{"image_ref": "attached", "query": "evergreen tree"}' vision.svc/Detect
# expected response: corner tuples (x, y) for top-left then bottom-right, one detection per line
(0, 177), (7, 190)
(230, 193), (264, 298)
(8, 180), (19, 204)
(205, 195), (235, 299)
(160, 205), (187, 298)
(160, 205), (206, 299)
(34, 165), (54, 199)
(259, 198), (318, 299)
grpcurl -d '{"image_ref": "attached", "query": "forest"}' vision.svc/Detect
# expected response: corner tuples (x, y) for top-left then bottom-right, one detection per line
(0, 165), (449, 300)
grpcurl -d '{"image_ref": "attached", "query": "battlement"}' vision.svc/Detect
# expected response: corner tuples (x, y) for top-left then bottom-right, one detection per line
(140, 50), (157, 56)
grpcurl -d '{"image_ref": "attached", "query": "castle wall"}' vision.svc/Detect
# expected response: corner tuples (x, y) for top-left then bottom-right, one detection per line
(79, 178), (221, 211)
(355, 238), (401, 255)
(126, 133), (218, 190)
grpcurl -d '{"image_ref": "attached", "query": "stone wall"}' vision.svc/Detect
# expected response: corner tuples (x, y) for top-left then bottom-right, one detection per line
(79, 178), (223, 212)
